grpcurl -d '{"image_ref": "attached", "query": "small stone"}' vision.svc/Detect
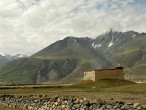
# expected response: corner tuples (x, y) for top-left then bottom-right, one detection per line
(99, 105), (106, 110)
(61, 105), (66, 108)
(110, 98), (114, 100)
(121, 105), (125, 109)
(106, 104), (113, 109)
(137, 106), (142, 110)
(54, 102), (58, 106)
(127, 102), (133, 105)
(124, 105), (131, 109)
(75, 104), (81, 108)
(113, 105), (118, 109)
(133, 103), (139, 108)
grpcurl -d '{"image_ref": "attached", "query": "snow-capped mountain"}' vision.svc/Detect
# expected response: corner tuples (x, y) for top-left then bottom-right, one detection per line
(0, 53), (27, 64)
(0, 30), (146, 84)
(91, 30), (144, 66)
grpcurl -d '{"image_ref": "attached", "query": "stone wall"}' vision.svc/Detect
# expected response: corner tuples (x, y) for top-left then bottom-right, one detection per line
(0, 94), (145, 110)
(95, 69), (124, 80)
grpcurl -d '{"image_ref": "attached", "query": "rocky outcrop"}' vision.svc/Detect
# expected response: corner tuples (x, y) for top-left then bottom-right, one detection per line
(0, 94), (145, 110)
(38, 59), (78, 82)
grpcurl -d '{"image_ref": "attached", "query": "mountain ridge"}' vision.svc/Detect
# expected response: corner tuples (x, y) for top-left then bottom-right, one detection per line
(0, 53), (27, 64)
(0, 30), (146, 84)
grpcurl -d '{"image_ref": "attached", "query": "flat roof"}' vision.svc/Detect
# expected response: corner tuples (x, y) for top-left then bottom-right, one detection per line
(84, 67), (123, 72)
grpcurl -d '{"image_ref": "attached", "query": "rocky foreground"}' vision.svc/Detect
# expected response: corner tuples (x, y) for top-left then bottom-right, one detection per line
(0, 94), (146, 110)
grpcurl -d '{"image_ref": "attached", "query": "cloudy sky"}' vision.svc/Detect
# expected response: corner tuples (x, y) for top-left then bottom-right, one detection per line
(0, 0), (146, 55)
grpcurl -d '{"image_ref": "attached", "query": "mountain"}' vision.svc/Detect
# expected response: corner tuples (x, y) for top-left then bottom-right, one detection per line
(31, 37), (112, 83)
(0, 30), (146, 84)
(32, 37), (111, 67)
(92, 30), (146, 80)
(0, 53), (27, 64)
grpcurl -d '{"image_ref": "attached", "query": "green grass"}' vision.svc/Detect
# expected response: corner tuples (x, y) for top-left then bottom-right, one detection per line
(105, 83), (146, 94)
(123, 43), (141, 55)
(0, 79), (135, 95)
(67, 79), (135, 92)
(0, 58), (43, 84)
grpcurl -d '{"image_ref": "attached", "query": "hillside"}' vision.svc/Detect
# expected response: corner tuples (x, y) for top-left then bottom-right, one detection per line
(0, 37), (111, 84)
(0, 30), (146, 84)
(31, 37), (112, 83)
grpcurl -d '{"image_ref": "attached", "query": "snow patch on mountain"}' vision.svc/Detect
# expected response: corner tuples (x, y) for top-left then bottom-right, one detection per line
(92, 42), (95, 48)
(0, 53), (27, 64)
(0, 53), (26, 58)
(18, 54), (24, 58)
(92, 42), (102, 48)
(97, 43), (102, 47)
(132, 34), (136, 38)
(108, 37), (114, 48)
(94, 44), (98, 48)
(108, 42), (113, 47)
(74, 39), (76, 42)
(91, 36), (96, 40)
(0, 52), (6, 56)
(14, 54), (27, 58)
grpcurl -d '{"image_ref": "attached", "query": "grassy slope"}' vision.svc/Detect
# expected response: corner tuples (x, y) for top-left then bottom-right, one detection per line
(0, 58), (43, 84)
(111, 38), (146, 81)
(0, 49), (111, 84)
(113, 40), (142, 67)
(132, 39), (146, 76)
(0, 57), (100, 84)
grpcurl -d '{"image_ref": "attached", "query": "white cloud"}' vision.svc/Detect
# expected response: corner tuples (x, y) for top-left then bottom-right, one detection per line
(0, 0), (146, 55)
